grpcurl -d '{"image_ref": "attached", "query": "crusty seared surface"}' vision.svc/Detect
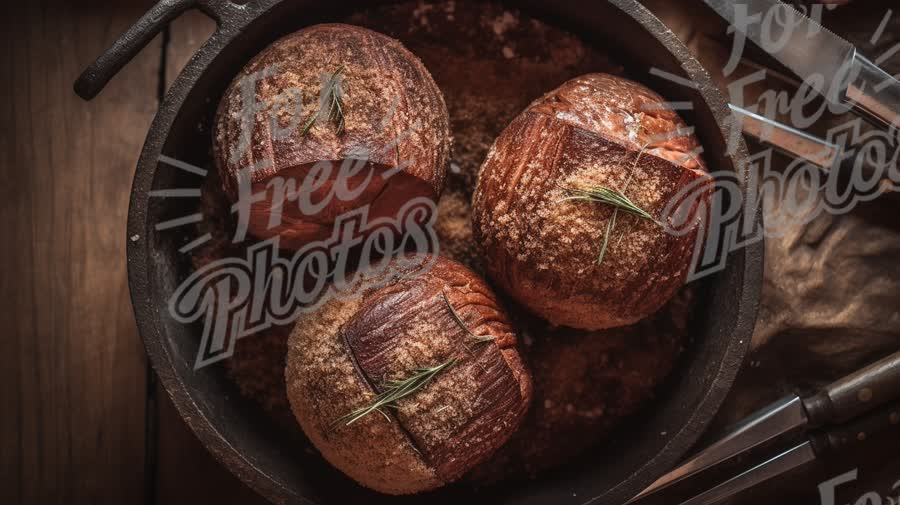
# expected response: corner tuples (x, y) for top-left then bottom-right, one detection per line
(473, 73), (712, 330)
(191, 1), (696, 490)
(285, 255), (531, 494)
(527, 73), (705, 171)
(213, 23), (450, 248)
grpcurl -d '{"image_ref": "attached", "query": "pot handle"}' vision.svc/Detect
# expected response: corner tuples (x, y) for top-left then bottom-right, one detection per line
(73, 0), (240, 100)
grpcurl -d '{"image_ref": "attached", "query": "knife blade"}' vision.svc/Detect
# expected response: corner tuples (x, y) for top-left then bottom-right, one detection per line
(628, 395), (808, 503)
(703, 0), (900, 132)
(680, 402), (900, 505)
(728, 104), (840, 169)
(680, 442), (815, 505)
(629, 350), (900, 503)
(703, 0), (853, 100)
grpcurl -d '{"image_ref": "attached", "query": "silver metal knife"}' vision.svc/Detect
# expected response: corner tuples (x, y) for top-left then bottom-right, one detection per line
(681, 402), (900, 505)
(629, 349), (900, 502)
(728, 103), (840, 169)
(703, 0), (900, 133)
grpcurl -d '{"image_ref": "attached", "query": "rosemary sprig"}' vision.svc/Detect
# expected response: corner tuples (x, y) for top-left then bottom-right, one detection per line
(558, 185), (659, 223)
(561, 121), (663, 266)
(442, 290), (495, 344)
(333, 358), (457, 427)
(597, 206), (618, 266)
(301, 65), (346, 136)
(332, 291), (496, 428)
(559, 183), (661, 267)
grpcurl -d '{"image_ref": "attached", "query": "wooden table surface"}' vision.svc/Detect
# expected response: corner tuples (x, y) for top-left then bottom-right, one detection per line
(2, 2), (898, 505)
(1, 2), (266, 504)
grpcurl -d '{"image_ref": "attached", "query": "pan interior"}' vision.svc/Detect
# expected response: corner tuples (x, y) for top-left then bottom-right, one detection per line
(139, 1), (757, 504)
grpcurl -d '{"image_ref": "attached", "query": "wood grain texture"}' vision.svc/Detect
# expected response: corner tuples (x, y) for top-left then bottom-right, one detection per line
(0, 1), (159, 504)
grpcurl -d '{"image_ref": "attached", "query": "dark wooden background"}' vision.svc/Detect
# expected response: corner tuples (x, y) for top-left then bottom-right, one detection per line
(1, 2), (266, 503)
(2, 1), (898, 505)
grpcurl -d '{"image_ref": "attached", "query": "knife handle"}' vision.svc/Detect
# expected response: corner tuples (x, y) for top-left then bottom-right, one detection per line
(803, 350), (900, 427)
(809, 402), (900, 457)
(845, 53), (900, 136)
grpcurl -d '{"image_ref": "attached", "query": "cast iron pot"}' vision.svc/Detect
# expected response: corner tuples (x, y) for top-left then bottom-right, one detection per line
(75, 1), (763, 504)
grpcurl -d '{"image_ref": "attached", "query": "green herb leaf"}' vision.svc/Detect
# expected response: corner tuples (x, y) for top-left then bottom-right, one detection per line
(559, 183), (661, 268)
(301, 65), (346, 136)
(333, 358), (457, 428)
(597, 207), (618, 266)
(442, 290), (495, 344)
(558, 185), (659, 224)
